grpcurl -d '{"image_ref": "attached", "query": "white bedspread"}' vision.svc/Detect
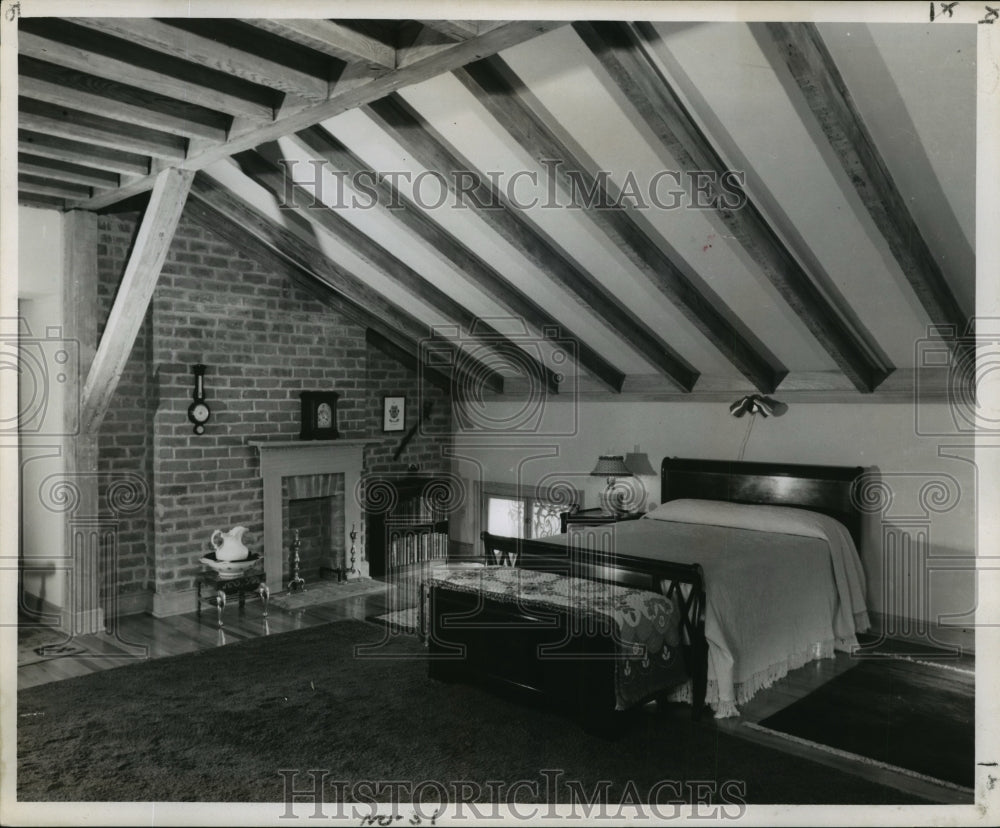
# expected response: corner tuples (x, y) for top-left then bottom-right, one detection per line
(534, 503), (869, 717)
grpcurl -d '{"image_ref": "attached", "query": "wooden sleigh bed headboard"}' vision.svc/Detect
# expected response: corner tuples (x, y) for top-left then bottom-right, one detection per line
(660, 457), (866, 548)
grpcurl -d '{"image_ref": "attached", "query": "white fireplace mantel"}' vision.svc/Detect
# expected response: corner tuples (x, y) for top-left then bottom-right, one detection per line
(250, 439), (371, 588)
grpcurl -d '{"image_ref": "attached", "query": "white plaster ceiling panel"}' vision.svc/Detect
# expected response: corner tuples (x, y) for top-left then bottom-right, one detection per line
(202, 159), (448, 331)
(318, 108), (652, 375)
(650, 21), (931, 369)
(501, 25), (837, 373)
(399, 69), (740, 378)
(819, 22), (976, 316)
(274, 133), (516, 326)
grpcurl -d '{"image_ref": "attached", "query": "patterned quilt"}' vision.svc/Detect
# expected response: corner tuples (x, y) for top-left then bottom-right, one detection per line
(420, 566), (685, 710)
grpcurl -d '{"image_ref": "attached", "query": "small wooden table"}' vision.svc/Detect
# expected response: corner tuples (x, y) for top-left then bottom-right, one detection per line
(196, 564), (269, 628)
(560, 508), (646, 532)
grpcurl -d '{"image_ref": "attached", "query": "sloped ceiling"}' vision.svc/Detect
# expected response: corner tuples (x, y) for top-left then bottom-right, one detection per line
(15, 17), (976, 400)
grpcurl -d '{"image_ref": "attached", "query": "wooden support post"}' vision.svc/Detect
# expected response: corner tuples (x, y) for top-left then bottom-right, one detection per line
(62, 209), (103, 632)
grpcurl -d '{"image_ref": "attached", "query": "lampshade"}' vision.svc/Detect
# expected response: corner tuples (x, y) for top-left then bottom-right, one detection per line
(590, 455), (633, 477)
(623, 451), (656, 477)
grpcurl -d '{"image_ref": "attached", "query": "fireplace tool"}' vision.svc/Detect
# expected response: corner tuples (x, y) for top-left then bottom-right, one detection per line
(288, 529), (306, 593)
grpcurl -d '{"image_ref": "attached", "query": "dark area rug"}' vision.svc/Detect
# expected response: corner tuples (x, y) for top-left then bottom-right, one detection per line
(757, 658), (974, 788)
(18, 619), (927, 805)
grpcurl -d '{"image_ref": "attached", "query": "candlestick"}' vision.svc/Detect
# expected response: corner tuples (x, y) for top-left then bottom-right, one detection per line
(349, 523), (358, 574)
(288, 528), (305, 593)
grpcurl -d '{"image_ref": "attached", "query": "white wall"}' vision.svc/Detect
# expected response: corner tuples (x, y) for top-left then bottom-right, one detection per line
(18, 206), (68, 619)
(452, 397), (976, 641)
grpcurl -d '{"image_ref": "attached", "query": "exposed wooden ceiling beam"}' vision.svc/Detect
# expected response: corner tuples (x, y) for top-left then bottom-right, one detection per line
(19, 97), (188, 162)
(498, 367), (952, 403)
(235, 145), (560, 393)
(417, 20), (481, 41)
(575, 21), (891, 394)
(18, 174), (91, 201)
(19, 56), (231, 143)
(66, 20), (563, 212)
(241, 19), (396, 70)
(18, 20), (277, 123)
(71, 18), (327, 104)
(363, 329), (453, 393)
(364, 93), (699, 392)
(18, 193), (66, 211)
(80, 167), (194, 435)
(19, 154), (119, 190)
(183, 197), (456, 394)
(189, 172), (504, 394)
(764, 22), (970, 342)
(19, 129), (150, 177)
(395, 23), (460, 68)
(456, 55), (785, 395)
(293, 124), (626, 393)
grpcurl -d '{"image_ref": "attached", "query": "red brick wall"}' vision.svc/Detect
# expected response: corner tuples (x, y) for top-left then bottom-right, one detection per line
(97, 214), (155, 605)
(96, 206), (453, 606)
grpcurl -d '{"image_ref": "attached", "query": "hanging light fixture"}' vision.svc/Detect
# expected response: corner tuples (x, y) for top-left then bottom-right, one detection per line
(730, 394), (786, 460)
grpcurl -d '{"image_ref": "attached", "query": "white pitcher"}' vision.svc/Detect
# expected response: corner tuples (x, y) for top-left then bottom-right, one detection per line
(210, 526), (250, 562)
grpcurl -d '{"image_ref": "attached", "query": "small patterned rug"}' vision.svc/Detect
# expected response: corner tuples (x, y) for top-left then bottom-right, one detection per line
(269, 578), (387, 611)
(371, 606), (418, 633)
(18, 623), (86, 665)
(17, 619), (135, 667)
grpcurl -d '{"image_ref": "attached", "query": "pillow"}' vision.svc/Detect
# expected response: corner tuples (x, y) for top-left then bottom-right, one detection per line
(644, 498), (838, 541)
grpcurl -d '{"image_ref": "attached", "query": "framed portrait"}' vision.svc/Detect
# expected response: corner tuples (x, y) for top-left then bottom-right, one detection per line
(382, 396), (405, 432)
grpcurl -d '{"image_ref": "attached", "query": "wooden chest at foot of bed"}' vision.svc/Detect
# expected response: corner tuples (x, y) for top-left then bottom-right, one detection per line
(425, 573), (690, 735)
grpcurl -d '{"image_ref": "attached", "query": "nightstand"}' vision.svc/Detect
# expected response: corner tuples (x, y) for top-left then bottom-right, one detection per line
(560, 508), (646, 533)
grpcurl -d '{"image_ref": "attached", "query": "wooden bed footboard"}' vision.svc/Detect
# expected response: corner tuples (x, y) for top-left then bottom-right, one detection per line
(425, 530), (708, 722)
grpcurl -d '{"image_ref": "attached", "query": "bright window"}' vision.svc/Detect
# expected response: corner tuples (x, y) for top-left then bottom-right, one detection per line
(484, 491), (569, 539)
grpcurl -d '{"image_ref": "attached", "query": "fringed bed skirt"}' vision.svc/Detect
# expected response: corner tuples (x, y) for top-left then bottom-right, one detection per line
(666, 634), (860, 718)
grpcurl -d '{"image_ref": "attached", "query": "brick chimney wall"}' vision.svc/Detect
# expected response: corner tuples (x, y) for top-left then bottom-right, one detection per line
(96, 207), (453, 613)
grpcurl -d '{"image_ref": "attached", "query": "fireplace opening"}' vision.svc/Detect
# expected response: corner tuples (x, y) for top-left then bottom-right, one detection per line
(281, 474), (345, 584)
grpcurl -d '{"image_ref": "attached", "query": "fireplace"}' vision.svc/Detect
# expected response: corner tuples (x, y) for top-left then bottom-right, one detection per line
(250, 439), (369, 590)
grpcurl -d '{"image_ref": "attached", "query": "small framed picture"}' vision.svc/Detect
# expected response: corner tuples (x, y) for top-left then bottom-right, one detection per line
(382, 396), (405, 432)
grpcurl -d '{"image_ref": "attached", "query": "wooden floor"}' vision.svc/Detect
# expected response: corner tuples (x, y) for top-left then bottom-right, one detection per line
(16, 564), (974, 805)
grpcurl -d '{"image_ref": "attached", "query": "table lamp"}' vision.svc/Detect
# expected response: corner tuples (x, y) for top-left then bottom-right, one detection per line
(590, 455), (633, 515)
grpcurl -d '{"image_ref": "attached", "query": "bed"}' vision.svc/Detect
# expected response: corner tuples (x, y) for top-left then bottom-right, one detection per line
(425, 457), (869, 722)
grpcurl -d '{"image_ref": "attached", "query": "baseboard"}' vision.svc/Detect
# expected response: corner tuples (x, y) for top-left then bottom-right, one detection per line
(19, 590), (64, 627)
(867, 611), (975, 655)
(151, 588), (198, 618)
(73, 607), (107, 635)
(110, 590), (153, 618)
